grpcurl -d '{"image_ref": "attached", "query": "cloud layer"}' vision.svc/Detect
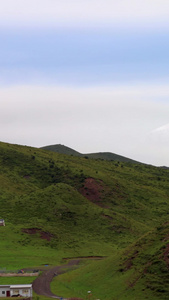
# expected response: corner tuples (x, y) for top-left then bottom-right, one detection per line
(1, 1), (169, 166)
(1, 84), (169, 166)
(1, 0), (169, 29)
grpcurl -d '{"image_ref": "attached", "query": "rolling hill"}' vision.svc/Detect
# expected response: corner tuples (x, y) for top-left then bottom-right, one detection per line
(1, 141), (169, 299)
(41, 144), (140, 163)
(41, 144), (83, 157)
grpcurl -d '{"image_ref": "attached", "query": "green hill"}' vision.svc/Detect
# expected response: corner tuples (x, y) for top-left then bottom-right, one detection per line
(1, 141), (169, 299)
(41, 144), (82, 157)
(40, 144), (140, 163)
(85, 151), (139, 163)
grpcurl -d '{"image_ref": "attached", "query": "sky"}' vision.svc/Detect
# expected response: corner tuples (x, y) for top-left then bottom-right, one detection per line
(1, 0), (169, 166)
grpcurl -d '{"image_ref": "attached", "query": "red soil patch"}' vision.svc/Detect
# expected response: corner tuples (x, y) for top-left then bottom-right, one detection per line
(22, 228), (53, 241)
(163, 233), (169, 242)
(123, 250), (150, 289)
(102, 214), (113, 220)
(23, 175), (31, 180)
(163, 243), (169, 267)
(123, 258), (133, 271)
(62, 256), (106, 261)
(69, 298), (83, 300)
(80, 177), (106, 206)
(123, 250), (139, 271)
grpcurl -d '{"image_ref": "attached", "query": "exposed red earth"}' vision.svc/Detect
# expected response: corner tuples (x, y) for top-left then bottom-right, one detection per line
(79, 177), (105, 206)
(163, 243), (169, 267)
(22, 228), (54, 241)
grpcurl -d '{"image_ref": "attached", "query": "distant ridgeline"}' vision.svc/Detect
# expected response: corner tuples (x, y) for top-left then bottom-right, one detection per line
(2, 140), (169, 299)
(40, 144), (140, 164)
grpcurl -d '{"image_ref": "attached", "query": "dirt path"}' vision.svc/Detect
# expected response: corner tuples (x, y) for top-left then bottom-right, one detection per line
(32, 256), (105, 299)
(32, 259), (81, 299)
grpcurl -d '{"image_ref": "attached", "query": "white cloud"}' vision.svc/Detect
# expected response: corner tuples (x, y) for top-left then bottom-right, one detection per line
(0, 0), (169, 29)
(1, 83), (169, 166)
(148, 123), (169, 146)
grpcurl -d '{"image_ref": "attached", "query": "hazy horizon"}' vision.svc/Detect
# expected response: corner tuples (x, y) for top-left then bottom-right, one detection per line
(1, 0), (169, 166)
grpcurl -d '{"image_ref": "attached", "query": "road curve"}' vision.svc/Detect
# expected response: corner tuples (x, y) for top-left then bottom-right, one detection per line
(32, 259), (81, 299)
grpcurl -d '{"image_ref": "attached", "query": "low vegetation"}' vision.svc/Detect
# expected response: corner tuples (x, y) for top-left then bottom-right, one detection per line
(1, 141), (169, 299)
(41, 144), (139, 163)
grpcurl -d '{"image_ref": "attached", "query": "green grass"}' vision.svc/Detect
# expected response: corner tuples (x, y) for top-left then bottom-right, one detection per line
(51, 226), (169, 299)
(0, 277), (36, 285)
(1, 141), (169, 299)
(41, 144), (139, 163)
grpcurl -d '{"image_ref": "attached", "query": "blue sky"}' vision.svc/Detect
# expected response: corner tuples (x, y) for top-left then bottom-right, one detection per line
(1, 29), (169, 85)
(1, 0), (169, 166)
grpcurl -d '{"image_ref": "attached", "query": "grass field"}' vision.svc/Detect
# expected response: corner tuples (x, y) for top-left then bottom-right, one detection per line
(1, 141), (169, 299)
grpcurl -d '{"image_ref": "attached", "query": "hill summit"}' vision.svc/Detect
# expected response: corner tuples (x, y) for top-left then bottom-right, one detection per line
(41, 144), (140, 163)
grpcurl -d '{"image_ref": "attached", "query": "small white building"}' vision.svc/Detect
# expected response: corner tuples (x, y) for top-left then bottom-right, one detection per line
(0, 219), (5, 226)
(0, 284), (32, 298)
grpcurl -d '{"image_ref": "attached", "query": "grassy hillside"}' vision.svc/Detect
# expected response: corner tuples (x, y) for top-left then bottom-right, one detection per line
(41, 144), (82, 157)
(41, 144), (140, 163)
(52, 222), (169, 299)
(1, 141), (169, 299)
(85, 151), (139, 163)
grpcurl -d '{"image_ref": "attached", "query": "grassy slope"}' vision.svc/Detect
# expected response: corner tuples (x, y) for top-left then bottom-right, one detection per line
(41, 144), (82, 157)
(85, 151), (139, 163)
(41, 144), (140, 163)
(1, 141), (169, 299)
(52, 224), (169, 300)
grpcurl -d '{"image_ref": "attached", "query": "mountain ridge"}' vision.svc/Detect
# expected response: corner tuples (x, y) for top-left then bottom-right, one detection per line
(40, 144), (140, 164)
